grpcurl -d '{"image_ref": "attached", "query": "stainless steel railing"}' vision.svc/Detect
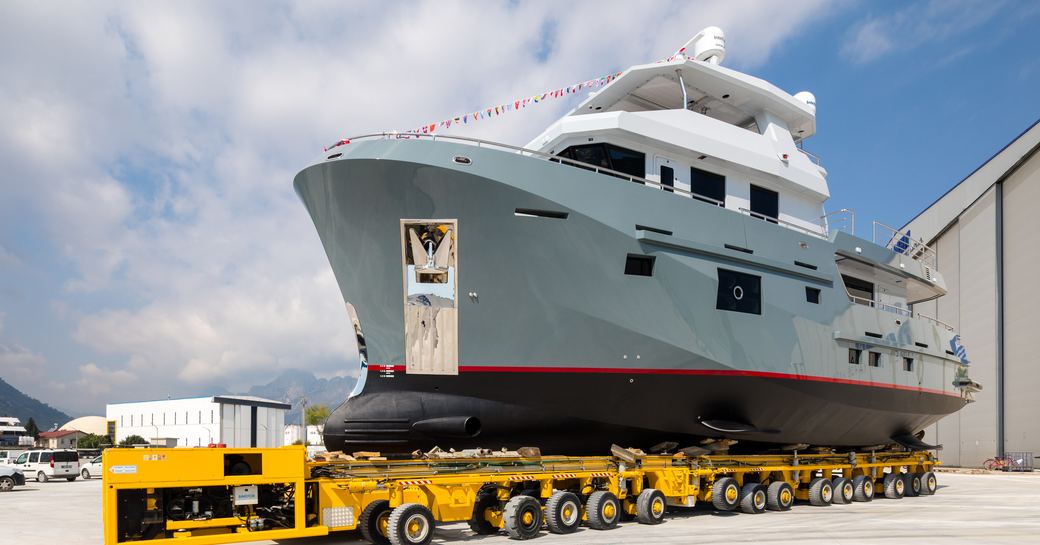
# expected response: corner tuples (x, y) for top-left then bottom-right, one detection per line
(873, 221), (937, 269)
(848, 295), (913, 317)
(821, 208), (855, 235)
(738, 208), (828, 239)
(916, 313), (955, 332)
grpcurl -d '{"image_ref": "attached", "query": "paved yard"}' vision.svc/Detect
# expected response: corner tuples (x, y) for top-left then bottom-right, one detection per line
(3, 472), (1038, 544)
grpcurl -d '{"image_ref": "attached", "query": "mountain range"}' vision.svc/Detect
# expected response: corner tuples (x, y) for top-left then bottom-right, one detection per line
(242, 368), (356, 424)
(0, 376), (72, 429)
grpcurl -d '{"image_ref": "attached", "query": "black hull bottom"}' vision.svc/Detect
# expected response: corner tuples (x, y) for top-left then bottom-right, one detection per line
(324, 370), (965, 455)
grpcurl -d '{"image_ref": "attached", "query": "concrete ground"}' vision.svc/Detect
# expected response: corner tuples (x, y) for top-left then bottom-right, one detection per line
(4, 472), (1038, 544)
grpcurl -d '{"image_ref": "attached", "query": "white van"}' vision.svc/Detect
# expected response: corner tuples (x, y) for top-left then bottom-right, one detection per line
(10, 449), (80, 482)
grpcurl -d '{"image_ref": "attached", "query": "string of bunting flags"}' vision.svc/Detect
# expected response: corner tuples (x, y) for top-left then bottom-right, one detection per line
(323, 69), (624, 151)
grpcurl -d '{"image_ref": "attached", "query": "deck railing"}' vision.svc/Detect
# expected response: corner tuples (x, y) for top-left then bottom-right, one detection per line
(847, 294), (955, 331)
(873, 221), (937, 269)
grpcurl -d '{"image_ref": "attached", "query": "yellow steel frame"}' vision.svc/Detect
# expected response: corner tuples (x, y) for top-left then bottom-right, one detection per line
(105, 447), (937, 544)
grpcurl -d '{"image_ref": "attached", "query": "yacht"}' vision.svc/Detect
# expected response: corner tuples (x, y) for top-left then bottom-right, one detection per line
(294, 27), (979, 454)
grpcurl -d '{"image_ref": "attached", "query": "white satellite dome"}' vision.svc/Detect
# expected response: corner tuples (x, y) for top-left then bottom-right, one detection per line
(794, 91), (817, 115)
(682, 26), (726, 65)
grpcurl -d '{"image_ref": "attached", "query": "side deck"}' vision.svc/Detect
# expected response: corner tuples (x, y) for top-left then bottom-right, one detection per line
(103, 445), (939, 544)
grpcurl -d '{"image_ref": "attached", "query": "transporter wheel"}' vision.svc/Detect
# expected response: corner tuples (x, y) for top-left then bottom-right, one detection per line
(903, 473), (922, 497)
(503, 495), (542, 540)
(808, 477), (833, 506)
(36, 471), (47, 483)
(387, 503), (434, 545)
(711, 477), (740, 511)
(831, 477), (854, 504)
(919, 471), (937, 495)
(883, 473), (905, 499)
(468, 491), (499, 535)
(546, 491), (582, 533)
(635, 488), (667, 524)
(81, 469), (91, 479)
(586, 490), (621, 530)
(359, 499), (392, 545)
(0, 476), (14, 492)
(739, 483), (767, 514)
(766, 481), (794, 511)
(66, 476), (77, 482)
(852, 476), (874, 502)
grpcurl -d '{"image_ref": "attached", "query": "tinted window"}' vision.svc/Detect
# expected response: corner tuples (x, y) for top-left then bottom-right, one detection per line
(903, 357), (914, 372)
(606, 145), (645, 178)
(691, 167), (725, 205)
(54, 451), (78, 462)
(842, 275), (874, 301)
(869, 352), (882, 367)
(849, 348), (861, 364)
(805, 287), (821, 304)
(750, 184), (779, 223)
(716, 269), (761, 315)
(29, 452), (39, 463)
(624, 254), (655, 277)
(660, 165), (674, 193)
(559, 144), (646, 181)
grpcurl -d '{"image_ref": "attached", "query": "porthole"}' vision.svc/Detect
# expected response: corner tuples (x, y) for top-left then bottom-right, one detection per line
(452, 156), (472, 165)
(733, 286), (744, 300)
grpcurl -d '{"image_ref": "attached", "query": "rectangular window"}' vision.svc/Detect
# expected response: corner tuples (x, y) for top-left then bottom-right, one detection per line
(805, 287), (821, 304)
(29, 452), (39, 463)
(904, 357), (914, 372)
(750, 184), (779, 223)
(691, 167), (726, 205)
(174, 413), (177, 425)
(606, 144), (646, 179)
(211, 410), (215, 424)
(869, 352), (882, 367)
(660, 165), (674, 193)
(163, 413), (166, 425)
(624, 254), (656, 277)
(849, 348), (862, 364)
(842, 274), (874, 302)
(130, 415), (134, 427)
(716, 269), (762, 315)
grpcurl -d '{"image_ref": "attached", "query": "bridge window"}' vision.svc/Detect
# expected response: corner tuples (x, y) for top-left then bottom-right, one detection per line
(691, 167), (725, 205)
(750, 184), (779, 223)
(558, 144), (646, 180)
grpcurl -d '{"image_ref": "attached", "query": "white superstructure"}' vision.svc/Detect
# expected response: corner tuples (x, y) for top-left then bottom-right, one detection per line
(527, 28), (830, 237)
(106, 395), (290, 448)
(0, 416), (33, 447)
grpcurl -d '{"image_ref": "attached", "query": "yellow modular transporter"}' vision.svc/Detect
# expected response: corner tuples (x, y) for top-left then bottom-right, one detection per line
(103, 445), (939, 544)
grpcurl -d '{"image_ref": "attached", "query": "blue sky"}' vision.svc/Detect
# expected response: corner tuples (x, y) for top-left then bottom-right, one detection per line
(0, 1), (1037, 416)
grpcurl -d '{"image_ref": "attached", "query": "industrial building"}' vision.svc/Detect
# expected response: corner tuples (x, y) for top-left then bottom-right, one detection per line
(106, 395), (290, 448)
(905, 119), (1040, 467)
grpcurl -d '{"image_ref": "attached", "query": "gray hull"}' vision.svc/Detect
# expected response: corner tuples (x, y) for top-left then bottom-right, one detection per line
(294, 138), (968, 453)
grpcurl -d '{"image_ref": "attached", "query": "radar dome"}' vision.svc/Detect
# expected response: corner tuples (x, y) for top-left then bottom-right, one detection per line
(794, 91), (816, 115)
(683, 26), (726, 65)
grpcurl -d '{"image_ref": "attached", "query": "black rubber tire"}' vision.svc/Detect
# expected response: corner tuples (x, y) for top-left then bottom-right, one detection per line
(359, 499), (392, 545)
(586, 490), (621, 530)
(883, 473), (905, 499)
(468, 492), (499, 535)
(903, 473), (922, 497)
(919, 471), (937, 495)
(81, 469), (91, 480)
(711, 477), (740, 511)
(36, 472), (47, 483)
(387, 503), (434, 545)
(766, 481), (794, 511)
(739, 483), (767, 514)
(635, 488), (667, 524)
(852, 476), (874, 502)
(545, 491), (582, 534)
(808, 477), (833, 506)
(0, 476), (14, 492)
(66, 476), (77, 482)
(503, 495), (542, 540)
(831, 477), (854, 504)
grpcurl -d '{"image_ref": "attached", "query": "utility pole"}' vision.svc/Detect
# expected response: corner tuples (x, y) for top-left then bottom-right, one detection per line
(300, 397), (308, 446)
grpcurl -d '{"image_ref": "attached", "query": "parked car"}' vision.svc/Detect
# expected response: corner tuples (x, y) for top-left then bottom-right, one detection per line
(0, 465), (25, 491)
(9, 449), (79, 482)
(80, 455), (103, 479)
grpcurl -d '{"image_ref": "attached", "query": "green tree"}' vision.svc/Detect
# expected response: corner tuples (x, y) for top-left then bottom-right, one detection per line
(305, 404), (330, 427)
(24, 417), (40, 439)
(119, 434), (149, 447)
(78, 433), (110, 449)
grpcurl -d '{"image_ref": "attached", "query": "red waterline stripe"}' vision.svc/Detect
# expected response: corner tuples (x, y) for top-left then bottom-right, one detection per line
(369, 364), (959, 398)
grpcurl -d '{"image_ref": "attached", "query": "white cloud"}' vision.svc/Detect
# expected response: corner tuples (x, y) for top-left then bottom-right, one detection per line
(0, 1), (837, 412)
(842, 0), (1007, 63)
